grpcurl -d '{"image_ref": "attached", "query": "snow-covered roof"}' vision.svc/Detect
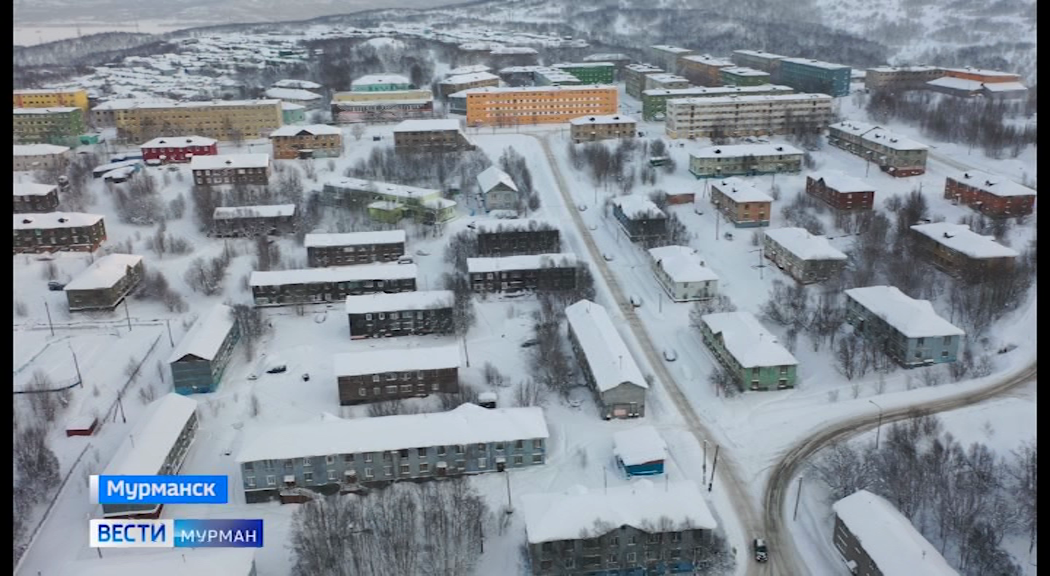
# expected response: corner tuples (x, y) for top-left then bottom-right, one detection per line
(13, 106), (81, 115)
(393, 118), (462, 132)
(711, 177), (774, 203)
(447, 64), (491, 76)
(625, 63), (664, 73)
(910, 223), (1019, 259)
(490, 46), (538, 55)
(651, 45), (694, 54)
(333, 96), (433, 107)
(13, 88), (84, 95)
(611, 196), (666, 219)
(264, 87), (322, 101)
(237, 403), (549, 463)
(613, 426), (668, 466)
(13, 180), (56, 197)
(14, 212), (103, 230)
(680, 54), (734, 67)
(270, 124), (341, 137)
(764, 228), (848, 261)
(564, 299), (648, 392)
(110, 99), (280, 110)
(522, 480), (716, 544)
(89, 98), (178, 111)
(64, 254), (143, 291)
(733, 49), (788, 60)
(102, 393), (198, 477)
(828, 121), (928, 151)
(867, 65), (940, 73)
(569, 114), (637, 126)
(808, 171), (873, 193)
(140, 135), (217, 149)
(949, 170), (1035, 197)
(344, 290), (453, 314)
(304, 230), (406, 247)
(701, 311), (799, 368)
(648, 246), (719, 283)
(213, 204), (295, 219)
(325, 176), (441, 200)
(691, 143), (803, 159)
(942, 67), (1019, 79)
(167, 303), (237, 363)
(476, 165), (518, 193)
(645, 73), (689, 83)
(460, 85), (616, 95)
(441, 72), (500, 85)
(251, 263), (415, 287)
(352, 74), (411, 87)
(781, 57), (850, 71)
(13, 144), (70, 156)
(926, 76), (984, 92)
(845, 286), (965, 338)
(475, 218), (555, 234)
(190, 154), (270, 170)
(281, 102), (305, 110)
(424, 197), (456, 210)
(668, 92), (832, 107)
(59, 549), (256, 576)
(467, 253), (577, 273)
(273, 79), (322, 90)
(552, 61), (615, 68)
(334, 344), (460, 376)
(721, 66), (769, 77)
(583, 53), (630, 62)
(981, 82), (1028, 92)
(833, 490), (960, 576)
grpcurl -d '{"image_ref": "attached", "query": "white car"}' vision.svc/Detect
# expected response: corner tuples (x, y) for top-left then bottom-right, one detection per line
(630, 295), (643, 307)
(577, 204), (588, 212)
(603, 252), (615, 262)
(663, 349), (678, 362)
(415, 249), (430, 256)
(247, 373), (258, 381)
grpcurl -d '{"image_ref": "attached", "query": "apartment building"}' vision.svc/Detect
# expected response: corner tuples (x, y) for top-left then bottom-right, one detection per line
(350, 74), (413, 92)
(534, 68), (583, 87)
(212, 204), (296, 237)
(321, 176), (457, 224)
(438, 71), (500, 98)
(805, 171), (876, 211)
(90, 98), (175, 128)
(463, 85), (618, 127)
(113, 100), (283, 142)
(569, 115), (638, 143)
(644, 73), (692, 92)
(13, 144), (71, 172)
(641, 84), (794, 121)
(140, 135), (218, 164)
(610, 196), (668, 242)
(827, 120), (929, 177)
(191, 154), (272, 186)
(476, 219), (561, 256)
(63, 254), (144, 312)
(13, 88), (89, 112)
(263, 87), (323, 109)
(941, 67), (1021, 84)
(392, 119), (474, 151)
(13, 180), (59, 213)
(624, 63), (665, 99)
(720, 66), (771, 86)
(688, 143), (804, 178)
(335, 345), (460, 405)
(13, 212), (106, 253)
(665, 93), (833, 139)
(943, 170), (1036, 218)
(467, 253), (578, 293)
(582, 53), (631, 72)
(677, 54), (736, 87)
(730, 50), (788, 76)
(305, 230), (406, 267)
(778, 58), (852, 97)
(845, 286), (964, 367)
(647, 245), (719, 301)
(564, 299), (647, 419)
(864, 66), (944, 91)
(762, 227), (848, 284)
(269, 124), (343, 159)
(282, 102), (306, 124)
(250, 264), (417, 306)
(699, 311), (798, 390)
(168, 303), (240, 394)
(330, 89), (434, 124)
(345, 290), (454, 339)
(709, 177), (774, 227)
(13, 107), (86, 146)
(551, 62), (616, 84)
(910, 222), (1019, 281)
(649, 45), (695, 72)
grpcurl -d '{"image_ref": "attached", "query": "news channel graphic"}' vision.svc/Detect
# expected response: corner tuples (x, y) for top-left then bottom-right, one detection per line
(89, 475), (229, 505)
(90, 519), (263, 548)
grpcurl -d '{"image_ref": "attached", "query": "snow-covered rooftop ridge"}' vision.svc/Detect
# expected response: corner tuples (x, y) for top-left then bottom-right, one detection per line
(190, 154), (270, 170)
(564, 299), (648, 392)
(64, 254), (143, 291)
(264, 87), (323, 101)
(942, 66), (1019, 78)
(583, 53), (630, 62)
(552, 61), (615, 68)
(625, 63), (664, 72)
(867, 65), (940, 73)
(13, 88), (84, 95)
(668, 92), (832, 106)
(59, 549), (256, 576)
(13, 180), (56, 196)
(521, 480), (716, 544)
(102, 393), (198, 477)
(648, 246), (719, 283)
(680, 54), (735, 66)
(569, 114), (637, 125)
(808, 171), (873, 193)
(645, 73), (689, 82)
(304, 230), (405, 247)
(640, 84), (786, 97)
(446, 64), (491, 76)
(14, 212), (103, 229)
(711, 177), (774, 203)
(83, 98), (180, 112)
(927, 77), (984, 91)
(732, 49), (787, 60)
(440, 72), (500, 84)
(475, 218), (555, 233)
(106, 99), (280, 110)
(476, 165), (519, 193)
(269, 124), (341, 137)
(237, 403), (549, 463)
(333, 343), (461, 376)
(13, 107), (81, 114)
(351, 74), (411, 87)
(611, 195), (666, 219)
(459, 84), (616, 95)
(467, 253), (577, 273)
(828, 121), (928, 151)
(981, 82), (1028, 92)
(213, 204), (295, 219)
(140, 135), (217, 148)
(650, 45), (694, 54)
(13, 144), (70, 155)
(845, 286), (965, 338)
(613, 426), (668, 466)
(721, 67), (769, 76)
(764, 227), (848, 261)
(273, 79), (322, 89)
(250, 264), (417, 287)
(281, 102), (305, 110)
(701, 311), (799, 368)
(910, 223), (1019, 259)
(950, 169), (1036, 197)
(167, 303), (237, 364)
(490, 46), (538, 55)
(833, 490), (960, 576)
(781, 57), (851, 70)
(393, 118), (462, 132)
(344, 290), (453, 314)
(691, 143), (804, 158)
(324, 176), (440, 199)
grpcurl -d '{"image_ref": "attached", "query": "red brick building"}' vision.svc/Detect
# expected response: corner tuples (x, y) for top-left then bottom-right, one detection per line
(140, 136), (218, 164)
(805, 172), (875, 211)
(944, 170), (1036, 218)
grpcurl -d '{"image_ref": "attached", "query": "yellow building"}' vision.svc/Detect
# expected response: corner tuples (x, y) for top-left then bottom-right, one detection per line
(114, 100), (283, 143)
(13, 89), (90, 113)
(331, 89), (433, 104)
(464, 85), (618, 127)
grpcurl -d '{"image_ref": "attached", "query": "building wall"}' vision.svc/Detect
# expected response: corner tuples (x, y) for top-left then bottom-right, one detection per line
(114, 101), (283, 142)
(13, 109), (86, 145)
(14, 89), (89, 112)
(393, 129), (473, 151)
(570, 121), (637, 143)
(483, 186), (519, 212)
(282, 107), (306, 124)
(13, 189), (60, 213)
(141, 143), (219, 163)
(555, 64), (615, 84)
(677, 58), (732, 87)
(833, 516), (883, 576)
(348, 307), (454, 339)
(252, 277), (417, 306)
(845, 296), (961, 367)
(271, 133), (343, 160)
(465, 87), (618, 126)
(625, 66), (664, 99)
(827, 126), (928, 177)
(805, 177), (875, 211)
(171, 324), (240, 394)
(642, 85), (795, 121)
(338, 366), (459, 405)
(469, 266), (577, 293)
(13, 150), (71, 171)
(778, 61), (851, 97)
(666, 96), (832, 139)
(565, 327), (646, 419)
(102, 412), (198, 517)
(351, 81), (413, 92)
(612, 205), (668, 241)
(689, 152), (803, 178)
(910, 229), (1016, 281)
(731, 51), (785, 75)
(476, 229), (560, 257)
(710, 185), (771, 227)
(13, 218), (107, 254)
(193, 165), (272, 186)
(439, 77), (500, 99)
(698, 323), (797, 390)
(213, 214), (294, 237)
(528, 523), (711, 575)
(720, 70), (771, 87)
(943, 70), (1021, 84)
(651, 263), (717, 301)
(66, 259), (144, 311)
(762, 234), (846, 284)
(307, 241), (405, 267)
(944, 177), (1036, 218)
(864, 68), (944, 91)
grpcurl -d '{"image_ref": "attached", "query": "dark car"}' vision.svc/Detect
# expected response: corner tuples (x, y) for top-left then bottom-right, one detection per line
(753, 538), (768, 563)
(266, 365), (287, 374)
(47, 281), (65, 291)
(302, 373), (310, 381)
(520, 338), (540, 348)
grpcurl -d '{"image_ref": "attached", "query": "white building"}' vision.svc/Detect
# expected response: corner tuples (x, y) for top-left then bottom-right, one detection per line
(665, 93), (833, 139)
(13, 144), (72, 171)
(273, 79), (323, 90)
(477, 165), (520, 212)
(647, 245), (719, 301)
(564, 299), (648, 419)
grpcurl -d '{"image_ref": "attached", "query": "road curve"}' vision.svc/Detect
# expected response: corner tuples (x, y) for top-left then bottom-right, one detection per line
(763, 361), (1037, 575)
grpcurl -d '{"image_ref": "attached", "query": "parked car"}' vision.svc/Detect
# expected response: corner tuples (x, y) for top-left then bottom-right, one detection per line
(47, 281), (66, 291)
(397, 256), (414, 264)
(603, 252), (615, 262)
(266, 365), (287, 374)
(415, 249), (430, 256)
(302, 373), (310, 381)
(521, 338), (540, 348)
(753, 538), (768, 563)
(630, 295), (643, 307)
(663, 348), (677, 362)
(247, 373), (258, 381)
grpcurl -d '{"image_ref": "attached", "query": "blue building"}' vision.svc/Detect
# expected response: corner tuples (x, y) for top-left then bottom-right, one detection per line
(845, 286), (964, 368)
(168, 304), (240, 394)
(778, 58), (852, 97)
(614, 426), (668, 477)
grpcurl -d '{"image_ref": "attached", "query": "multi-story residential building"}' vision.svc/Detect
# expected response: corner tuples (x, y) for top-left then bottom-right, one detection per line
(269, 125), (343, 159)
(564, 299), (648, 419)
(864, 66), (944, 92)
(250, 264), (417, 306)
(236, 403), (549, 502)
(331, 89), (435, 124)
(463, 85), (618, 127)
(63, 254), (144, 312)
(345, 290), (454, 339)
(832, 490), (960, 576)
(99, 393), (199, 517)
(610, 196), (668, 242)
(641, 84), (794, 121)
(677, 54), (736, 87)
(89, 98), (177, 128)
(941, 67), (1021, 84)
(468, 253), (578, 293)
(305, 230), (406, 267)
(806, 171), (876, 211)
(582, 53), (631, 72)
(351, 74), (414, 92)
(665, 93), (833, 139)
(191, 154), (272, 186)
(321, 176), (457, 224)
(522, 480), (716, 576)
(13, 212), (106, 253)
(282, 102), (306, 125)
(730, 50), (788, 77)
(139, 135), (218, 164)
(612, 426), (667, 477)
(438, 72), (500, 98)
(649, 45), (695, 72)
(624, 63), (665, 99)
(168, 303), (240, 394)
(845, 285), (964, 367)
(13, 88), (89, 112)
(60, 549), (258, 576)
(943, 170), (1036, 218)
(647, 245), (719, 301)
(335, 345), (460, 405)
(113, 100), (283, 142)
(13, 144), (71, 171)
(476, 218), (561, 256)
(495, 65), (548, 86)
(13, 107), (86, 146)
(569, 114), (638, 143)
(763, 227), (848, 284)
(212, 204), (296, 237)
(644, 73), (692, 92)
(551, 62), (616, 84)
(699, 311), (799, 390)
(827, 121), (929, 177)
(777, 58), (852, 97)
(709, 177), (774, 227)
(13, 180), (59, 213)
(910, 222), (1019, 281)
(720, 66), (771, 86)
(689, 143), (804, 178)
(534, 67), (583, 87)
(392, 118), (474, 151)
(263, 87), (323, 109)
(477, 166), (521, 213)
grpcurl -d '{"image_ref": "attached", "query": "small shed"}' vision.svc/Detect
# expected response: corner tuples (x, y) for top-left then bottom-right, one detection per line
(613, 425), (668, 476)
(65, 415), (98, 437)
(478, 392), (498, 409)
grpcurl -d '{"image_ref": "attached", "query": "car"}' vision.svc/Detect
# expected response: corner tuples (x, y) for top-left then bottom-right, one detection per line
(415, 249), (430, 256)
(302, 373), (310, 381)
(753, 538), (768, 563)
(603, 252), (615, 262)
(397, 256), (414, 264)
(266, 365), (287, 374)
(588, 223), (598, 231)
(47, 281), (65, 291)
(577, 204), (588, 212)
(247, 373), (258, 381)
(663, 348), (677, 362)
(630, 295), (643, 308)
(520, 338), (540, 348)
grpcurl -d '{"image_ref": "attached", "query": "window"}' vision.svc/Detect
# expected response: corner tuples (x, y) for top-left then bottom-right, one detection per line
(303, 458), (312, 467)
(343, 453), (355, 463)
(390, 312), (399, 320)
(535, 439), (544, 450)
(399, 463), (410, 475)
(266, 475), (275, 486)
(417, 448), (428, 457)
(328, 470), (337, 482)
(365, 313), (372, 320)
(628, 535), (637, 546)
(648, 534), (662, 544)
(917, 337), (925, 346)
(372, 374), (380, 383)
(364, 454), (373, 463)
(246, 477), (256, 488)
(514, 439), (525, 451)
(326, 455), (335, 465)
(626, 552), (637, 562)
(495, 442), (504, 451)
(364, 468), (374, 479)
(514, 455), (524, 465)
(244, 462), (254, 472)
(478, 457), (488, 469)
(943, 336), (952, 345)
(455, 445), (464, 454)
(386, 373), (397, 381)
(532, 454), (543, 464)
(359, 388), (366, 397)
(670, 532), (681, 543)
(303, 472), (313, 483)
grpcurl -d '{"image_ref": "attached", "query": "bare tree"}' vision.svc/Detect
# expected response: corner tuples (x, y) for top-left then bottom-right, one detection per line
(232, 304), (268, 361)
(811, 441), (873, 501)
(351, 123), (366, 141)
(708, 366), (739, 397)
(836, 333), (863, 380)
(482, 362), (507, 388)
(514, 379), (544, 407)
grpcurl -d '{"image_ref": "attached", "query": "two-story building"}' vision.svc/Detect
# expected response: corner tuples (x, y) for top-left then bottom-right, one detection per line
(475, 219), (560, 256)
(943, 170), (1036, 218)
(763, 227), (848, 284)
(610, 196), (668, 243)
(569, 115), (638, 143)
(709, 177), (774, 227)
(140, 136), (218, 164)
(335, 344), (460, 405)
(191, 154), (272, 186)
(236, 403), (549, 502)
(212, 204), (296, 237)
(564, 299), (648, 419)
(844, 286), (964, 367)
(909, 222), (1019, 281)
(168, 303), (241, 394)
(269, 125), (343, 160)
(468, 253), (578, 293)
(250, 264), (417, 306)
(305, 230), (406, 267)
(688, 143), (803, 179)
(647, 245), (719, 301)
(827, 121), (929, 177)
(699, 311), (799, 391)
(63, 254), (144, 312)
(392, 119), (474, 152)
(477, 166), (521, 213)
(13, 212), (106, 253)
(805, 171), (875, 211)
(13, 180), (60, 213)
(345, 290), (454, 339)
(13, 144), (72, 172)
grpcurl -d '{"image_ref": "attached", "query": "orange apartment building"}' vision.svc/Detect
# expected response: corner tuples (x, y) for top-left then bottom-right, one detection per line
(941, 67), (1021, 84)
(464, 85), (618, 127)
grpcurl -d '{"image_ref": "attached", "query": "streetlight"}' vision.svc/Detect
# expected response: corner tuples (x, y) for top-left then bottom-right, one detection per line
(865, 151), (873, 178)
(749, 247), (765, 280)
(868, 399), (883, 450)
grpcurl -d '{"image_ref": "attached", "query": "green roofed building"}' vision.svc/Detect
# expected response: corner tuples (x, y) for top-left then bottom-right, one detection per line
(551, 62), (616, 84)
(778, 58), (852, 97)
(720, 67), (771, 86)
(641, 84), (793, 121)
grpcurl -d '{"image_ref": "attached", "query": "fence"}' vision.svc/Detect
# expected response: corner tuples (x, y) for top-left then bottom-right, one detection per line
(99, 332), (163, 430)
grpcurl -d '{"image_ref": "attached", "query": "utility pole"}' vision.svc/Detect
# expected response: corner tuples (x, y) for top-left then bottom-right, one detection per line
(69, 343), (84, 388)
(793, 475), (804, 521)
(123, 298), (132, 332)
(165, 318), (174, 347)
(116, 391), (127, 423)
(868, 400), (883, 450)
(702, 440), (708, 486)
(504, 470), (513, 514)
(462, 334), (470, 367)
(708, 445), (720, 492)
(43, 299), (55, 337)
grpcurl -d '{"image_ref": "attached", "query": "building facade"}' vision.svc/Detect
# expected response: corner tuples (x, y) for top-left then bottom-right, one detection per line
(140, 136), (218, 164)
(941, 67), (1021, 84)
(13, 107), (86, 146)
(467, 253), (578, 293)
(689, 143), (804, 178)
(350, 74), (413, 92)
(330, 90), (435, 124)
(191, 154), (272, 186)
(777, 58), (852, 97)
(305, 230), (406, 267)
(647, 245), (719, 301)
(910, 222), (1019, 281)
(335, 345), (460, 405)
(322, 177), (456, 224)
(13, 88), (89, 112)
(709, 177), (774, 227)
(13, 212), (106, 253)
(864, 66), (944, 92)
(13, 181), (60, 213)
(345, 290), (454, 339)
(827, 121), (929, 177)
(644, 74), (692, 92)
(464, 85), (618, 127)
(250, 264), (417, 306)
(168, 303), (240, 394)
(649, 45), (695, 72)
(113, 100), (283, 142)
(641, 84), (794, 121)
(845, 286), (964, 367)
(212, 204), (296, 237)
(13, 144), (72, 171)
(439, 72), (501, 99)
(476, 219), (561, 256)
(611, 196), (668, 242)
(699, 311), (798, 390)
(569, 115), (638, 143)
(730, 50), (788, 76)
(269, 125), (343, 159)
(944, 171), (1036, 218)
(806, 172), (876, 211)
(64, 254), (144, 312)
(625, 64), (665, 99)
(677, 54), (736, 87)
(552, 62), (616, 84)
(477, 165), (520, 212)
(392, 119), (474, 151)
(564, 299), (648, 419)
(762, 227), (848, 284)
(665, 93), (832, 139)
